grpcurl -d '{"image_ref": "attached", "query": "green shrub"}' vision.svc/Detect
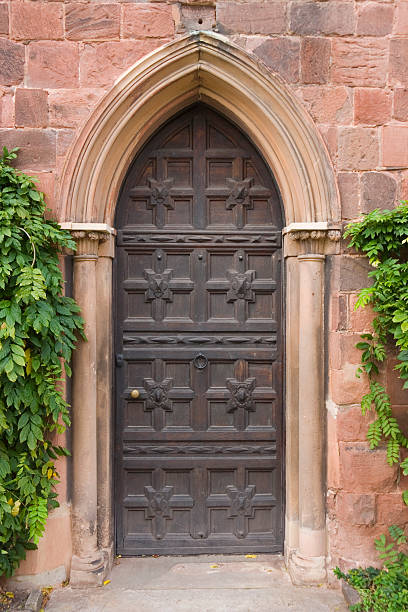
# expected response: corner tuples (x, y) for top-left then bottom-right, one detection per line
(0, 147), (84, 576)
(334, 526), (408, 612)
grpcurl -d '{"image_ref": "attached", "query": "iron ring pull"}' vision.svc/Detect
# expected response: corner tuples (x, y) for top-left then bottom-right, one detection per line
(193, 353), (208, 370)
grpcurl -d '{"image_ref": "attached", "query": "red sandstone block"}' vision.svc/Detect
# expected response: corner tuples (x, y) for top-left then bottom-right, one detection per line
(65, 4), (120, 41)
(28, 41), (79, 89)
(48, 89), (103, 128)
(383, 126), (408, 167)
(178, 5), (215, 32)
(331, 39), (387, 87)
(300, 86), (352, 125)
(11, 1), (63, 41)
(330, 365), (370, 405)
(357, 2), (394, 36)
(327, 413), (340, 489)
(0, 87), (14, 127)
(301, 38), (330, 85)
(15, 88), (48, 128)
(290, 1), (355, 36)
(216, 2), (286, 35)
(394, 2), (408, 35)
(337, 404), (376, 443)
(338, 127), (379, 171)
(386, 356), (408, 407)
(329, 333), (364, 371)
(390, 38), (408, 86)
(318, 125), (338, 163)
(339, 442), (397, 492)
(57, 129), (75, 159)
(376, 493), (408, 526)
(80, 40), (164, 88)
(0, 3), (8, 35)
(394, 89), (408, 121)
(331, 522), (383, 564)
(349, 294), (376, 334)
(338, 173), (360, 221)
(0, 129), (56, 170)
(122, 4), (174, 38)
(336, 492), (376, 526)
(354, 88), (391, 126)
(0, 38), (24, 86)
(253, 38), (300, 84)
(361, 171), (397, 212)
(33, 172), (55, 214)
(330, 293), (348, 332)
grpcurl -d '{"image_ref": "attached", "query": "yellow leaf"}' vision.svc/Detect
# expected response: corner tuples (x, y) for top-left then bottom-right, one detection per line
(210, 564), (219, 569)
(7, 498), (13, 506)
(47, 468), (53, 479)
(103, 580), (111, 586)
(11, 500), (21, 516)
(25, 348), (32, 375)
(5, 592), (14, 598)
(245, 554), (257, 559)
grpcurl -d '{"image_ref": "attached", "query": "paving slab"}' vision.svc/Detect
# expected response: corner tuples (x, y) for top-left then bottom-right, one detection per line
(46, 555), (348, 612)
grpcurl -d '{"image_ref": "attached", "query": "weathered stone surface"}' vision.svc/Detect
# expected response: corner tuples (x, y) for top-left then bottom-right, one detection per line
(337, 405), (376, 443)
(390, 38), (408, 86)
(330, 293), (348, 332)
(0, 87), (13, 127)
(338, 173), (359, 220)
(376, 493), (408, 525)
(331, 522), (380, 563)
(394, 2), (408, 35)
(49, 89), (103, 128)
(329, 333), (364, 371)
(331, 39), (387, 87)
(178, 5), (215, 32)
(300, 86), (352, 124)
(330, 364), (370, 405)
(0, 3), (9, 35)
(28, 41), (79, 88)
(15, 88), (48, 128)
(0, 129), (56, 170)
(217, 2), (286, 35)
(254, 38), (300, 83)
(122, 4), (174, 38)
(80, 40), (164, 88)
(336, 492), (376, 526)
(290, 1), (355, 36)
(339, 443), (397, 492)
(318, 125), (338, 162)
(57, 129), (75, 159)
(66, 4), (120, 41)
(383, 126), (408, 167)
(349, 294), (375, 334)
(300, 37), (330, 84)
(357, 2), (394, 36)
(361, 172), (397, 212)
(354, 88), (391, 125)
(338, 127), (379, 171)
(394, 88), (408, 121)
(11, 1), (63, 40)
(0, 38), (24, 86)
(338, 255), (372, 292)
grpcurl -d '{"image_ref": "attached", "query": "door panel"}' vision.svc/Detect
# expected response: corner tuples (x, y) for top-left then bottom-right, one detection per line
(115, 105), (284, 555)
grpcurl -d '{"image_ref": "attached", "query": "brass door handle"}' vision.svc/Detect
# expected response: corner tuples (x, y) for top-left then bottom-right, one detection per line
(130, 389), (140, 399)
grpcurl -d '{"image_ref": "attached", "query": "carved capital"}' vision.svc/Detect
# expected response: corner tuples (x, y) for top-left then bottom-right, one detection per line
(285, 227), (341, 257)
(71, 229), (111, 258)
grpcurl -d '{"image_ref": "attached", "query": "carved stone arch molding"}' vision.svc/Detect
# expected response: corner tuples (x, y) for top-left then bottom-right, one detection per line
(59, 33), (341, 588)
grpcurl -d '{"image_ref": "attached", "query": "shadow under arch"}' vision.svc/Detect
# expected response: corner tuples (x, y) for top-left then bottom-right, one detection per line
(59, 31), (339, 227)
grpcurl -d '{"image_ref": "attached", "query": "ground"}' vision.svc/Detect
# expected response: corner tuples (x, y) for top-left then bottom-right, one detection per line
(46, 555), (347, 612)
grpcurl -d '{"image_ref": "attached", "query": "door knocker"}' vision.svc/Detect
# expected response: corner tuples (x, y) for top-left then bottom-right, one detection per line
(193, 353), (208, 370)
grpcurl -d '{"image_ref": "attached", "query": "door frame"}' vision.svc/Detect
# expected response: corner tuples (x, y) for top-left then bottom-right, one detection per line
(59, 32), (341, 587)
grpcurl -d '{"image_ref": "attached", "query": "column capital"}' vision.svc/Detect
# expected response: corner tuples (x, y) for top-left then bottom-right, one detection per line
(60, 224), (116, 259)
(283, 224), (341, 257)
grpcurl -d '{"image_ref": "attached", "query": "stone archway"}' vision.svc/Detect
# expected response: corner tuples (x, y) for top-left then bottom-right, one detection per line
(59, 32), (340, 587)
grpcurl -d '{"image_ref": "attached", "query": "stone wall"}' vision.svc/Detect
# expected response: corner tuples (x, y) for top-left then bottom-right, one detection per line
(1, 0), (408, 582)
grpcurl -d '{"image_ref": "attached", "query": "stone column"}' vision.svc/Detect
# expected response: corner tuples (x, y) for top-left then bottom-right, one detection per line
(286, 228), (341, 585)
(69, 229), (111, 587)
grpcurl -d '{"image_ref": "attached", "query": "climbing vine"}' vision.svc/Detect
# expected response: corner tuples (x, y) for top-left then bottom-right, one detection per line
(344, 203), (408, 506)
(0, 148), (84, 576)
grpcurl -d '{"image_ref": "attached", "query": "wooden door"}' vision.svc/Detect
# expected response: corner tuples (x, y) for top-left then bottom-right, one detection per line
(115, 105), (284, 555)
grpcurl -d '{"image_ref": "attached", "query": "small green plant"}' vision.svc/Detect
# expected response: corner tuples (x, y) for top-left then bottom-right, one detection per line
(334, 526), (408, 611)
(344, 204), (408, 506)
(0, 147), (84, 576)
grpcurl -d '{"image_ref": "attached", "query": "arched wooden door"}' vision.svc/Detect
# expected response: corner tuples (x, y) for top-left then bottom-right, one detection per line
(114, 105), (284, 555)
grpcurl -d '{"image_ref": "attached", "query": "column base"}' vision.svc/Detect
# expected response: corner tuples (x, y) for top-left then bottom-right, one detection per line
(70, 552), (108, 588)
(287, 551), (327, 586)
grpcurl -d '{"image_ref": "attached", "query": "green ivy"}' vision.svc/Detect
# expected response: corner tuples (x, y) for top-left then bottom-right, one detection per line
(344, 203), (408, 506)
(334, 526), (408, 611)
(0, 148), (84, 576)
